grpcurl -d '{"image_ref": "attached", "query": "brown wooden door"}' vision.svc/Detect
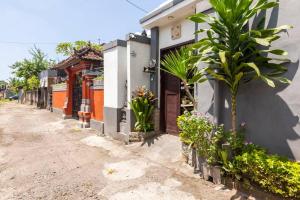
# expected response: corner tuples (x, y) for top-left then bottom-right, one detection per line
(165, 93), (180, 134)
(163, 73), (180, 135)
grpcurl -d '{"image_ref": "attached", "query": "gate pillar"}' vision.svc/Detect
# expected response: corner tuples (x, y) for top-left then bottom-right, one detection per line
(78, 74), (94, 128)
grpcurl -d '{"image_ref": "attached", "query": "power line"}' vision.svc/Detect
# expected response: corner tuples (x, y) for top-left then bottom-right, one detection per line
(0, 41), (59, 45)
(0, 39), (101, 46)
(125, 0), (148, 13)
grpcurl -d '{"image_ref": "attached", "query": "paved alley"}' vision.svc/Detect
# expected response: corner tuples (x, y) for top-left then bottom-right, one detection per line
(0, 102), (243, 200)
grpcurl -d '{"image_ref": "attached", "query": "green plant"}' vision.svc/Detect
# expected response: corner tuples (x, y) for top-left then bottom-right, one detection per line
(94, 75), (104, 81)
(130, 86), (155, 132)
(161, 47), (206, 110)
(189, 0), (292, 133)
(177, 112), (202, 145)
(218, 149), (240, 179)
(56, 41), (102, 56)
(10, 46), (54, 91)
(177, 112), (225, 165)
(27, 75), (40, 90)
(234, 145), (300, 198)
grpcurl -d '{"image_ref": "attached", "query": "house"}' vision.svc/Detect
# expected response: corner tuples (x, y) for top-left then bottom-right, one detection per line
(51, 46), (104, 132)
(103, 0), (201, 140)
(38, 69), (57, 109)
(103, 0), (300, 161)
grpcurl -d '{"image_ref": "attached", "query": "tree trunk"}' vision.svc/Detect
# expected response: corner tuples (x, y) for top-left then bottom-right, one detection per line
(183, 81), (197, 111)
(231, 93), (237, 135)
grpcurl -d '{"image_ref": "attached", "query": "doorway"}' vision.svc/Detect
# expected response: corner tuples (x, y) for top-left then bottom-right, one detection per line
(72, 73), (82, 118)
(160, 41), (194, 135)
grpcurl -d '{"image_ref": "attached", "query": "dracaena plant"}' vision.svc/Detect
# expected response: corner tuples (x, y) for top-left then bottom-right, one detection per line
(161, 47), (206, 110)
(189, 0), (292, 134)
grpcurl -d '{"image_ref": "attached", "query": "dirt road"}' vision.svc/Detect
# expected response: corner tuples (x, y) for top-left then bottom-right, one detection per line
(0, 102), (244, 200)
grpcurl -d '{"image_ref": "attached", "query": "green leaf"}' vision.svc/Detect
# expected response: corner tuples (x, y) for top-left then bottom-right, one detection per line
(261, 76), (275, 87)
(245, 63), (261, 76)
(233, 72), (244, 90)
(233, 52), (243, 62)
(219, 51), (231, 76)
(206, 68), (231, 86)
(260, 49), (288, 56)
(253, 38), (270, 46)
(272, 77), (291, 84)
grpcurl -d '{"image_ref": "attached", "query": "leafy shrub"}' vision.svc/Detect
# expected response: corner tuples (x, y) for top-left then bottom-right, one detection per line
(177, 112), (204, 145)
(27, 75), (40, 90)
(177, 112), (225, 165)
(130, 86), (155, 132)
(234, 145), (300, 198)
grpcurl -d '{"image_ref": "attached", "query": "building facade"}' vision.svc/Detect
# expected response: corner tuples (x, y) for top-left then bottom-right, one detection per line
(102, 0), (300, 161)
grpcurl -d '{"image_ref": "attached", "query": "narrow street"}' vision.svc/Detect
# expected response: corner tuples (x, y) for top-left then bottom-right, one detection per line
(0, 102), (241, 200)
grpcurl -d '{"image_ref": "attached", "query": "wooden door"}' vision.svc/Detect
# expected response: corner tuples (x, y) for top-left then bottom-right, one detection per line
(163, 73), (180, 135)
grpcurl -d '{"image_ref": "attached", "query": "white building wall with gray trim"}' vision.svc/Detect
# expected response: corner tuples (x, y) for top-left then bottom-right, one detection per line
(127, 41), (151, 106)
(103, 42), (127, 135)
(126, 39), (151, 132)
(159, 18), (195, 50)
(104, 46), (127, 109)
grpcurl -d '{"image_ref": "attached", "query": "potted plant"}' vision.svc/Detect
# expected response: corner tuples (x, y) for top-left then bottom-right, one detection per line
(129, 86), (157, 142)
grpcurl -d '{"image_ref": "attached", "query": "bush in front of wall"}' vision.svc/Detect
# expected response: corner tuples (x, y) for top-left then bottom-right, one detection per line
(177, 112), (225, 165)
(234, 144), (300, 198)
(130, 86), (155, 132)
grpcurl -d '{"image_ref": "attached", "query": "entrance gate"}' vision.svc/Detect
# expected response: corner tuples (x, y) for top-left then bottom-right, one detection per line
(72, 74), (82, 118)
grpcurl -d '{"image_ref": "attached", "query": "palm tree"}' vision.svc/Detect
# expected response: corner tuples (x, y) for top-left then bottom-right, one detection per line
(189, 0), (292, 134)
(161, 47), (206, 110)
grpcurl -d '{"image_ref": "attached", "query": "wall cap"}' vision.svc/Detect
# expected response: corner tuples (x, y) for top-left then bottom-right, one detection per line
(126, 33), (151, 45)
(52, 83), (67, 92)
(103, 40), (127, 51)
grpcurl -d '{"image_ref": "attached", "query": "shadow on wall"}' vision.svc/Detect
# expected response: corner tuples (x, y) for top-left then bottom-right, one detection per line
(218, 6), (300, 160)
(237, 60), (299, 160)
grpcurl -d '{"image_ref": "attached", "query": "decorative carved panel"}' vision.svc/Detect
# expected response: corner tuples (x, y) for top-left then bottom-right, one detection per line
(171, 24), (181, 40)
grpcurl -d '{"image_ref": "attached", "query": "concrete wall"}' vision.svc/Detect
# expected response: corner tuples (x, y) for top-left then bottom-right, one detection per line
(195, 0), (300, 160)
(127, 41), (151, 105)
(195, 6), (215, 120)
(104, 46), (127, 109)
(159, 18), (195, 49)
(126, 39), (151, 132)
(52, 91), (66, 110)
(235, 0), (300, 160)
(90, 89), (104, 121)
(103, 42), (127, 134)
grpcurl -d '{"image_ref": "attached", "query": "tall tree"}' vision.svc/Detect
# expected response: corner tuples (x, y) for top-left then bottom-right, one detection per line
(56, 41), (102, 56)
(189, 0), (292, 133)
(10, 46), (54, 90)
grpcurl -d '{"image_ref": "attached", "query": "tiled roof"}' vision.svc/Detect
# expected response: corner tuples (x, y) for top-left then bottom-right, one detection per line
(52, 46), (103, 69)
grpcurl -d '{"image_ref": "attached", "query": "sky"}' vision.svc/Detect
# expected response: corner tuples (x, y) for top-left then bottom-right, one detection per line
(0, 0), (165, 81)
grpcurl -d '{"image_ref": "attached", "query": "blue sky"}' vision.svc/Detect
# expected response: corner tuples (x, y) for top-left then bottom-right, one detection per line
(0, 0), (165, 81)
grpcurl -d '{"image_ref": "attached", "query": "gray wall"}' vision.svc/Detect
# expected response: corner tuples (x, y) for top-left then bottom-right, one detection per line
(198, 0), (300, 160)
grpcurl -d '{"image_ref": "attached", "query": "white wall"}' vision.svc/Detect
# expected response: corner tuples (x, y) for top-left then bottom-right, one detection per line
(159, 18), (195, 50)
(127, 41), (151, 106)
(104, 46), (127, 109)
